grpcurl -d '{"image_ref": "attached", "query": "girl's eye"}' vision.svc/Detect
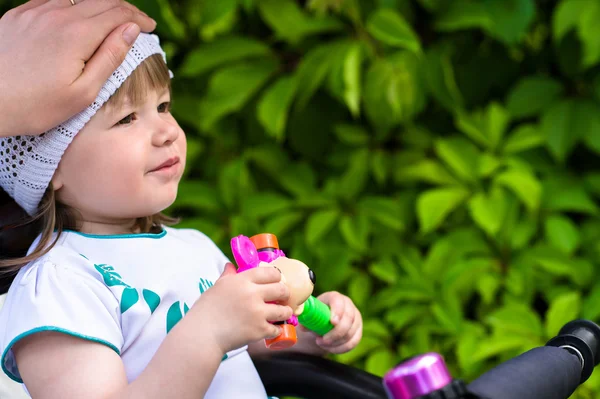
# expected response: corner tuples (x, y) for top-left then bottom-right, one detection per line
(116, 114), (135, 125)
(158, 102), (171, 113)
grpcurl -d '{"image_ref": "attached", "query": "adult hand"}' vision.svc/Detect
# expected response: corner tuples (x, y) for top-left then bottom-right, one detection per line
(0, 0), (157, 137)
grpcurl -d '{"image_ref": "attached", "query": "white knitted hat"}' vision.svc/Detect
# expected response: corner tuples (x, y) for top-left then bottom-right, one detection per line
(0, 33), (172, 216)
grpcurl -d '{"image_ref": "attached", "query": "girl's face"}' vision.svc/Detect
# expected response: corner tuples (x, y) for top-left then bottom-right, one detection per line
(51, 86), (186, 234)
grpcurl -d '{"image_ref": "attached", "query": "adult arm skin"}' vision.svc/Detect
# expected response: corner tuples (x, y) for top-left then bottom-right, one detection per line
(0, 0), (157, 137)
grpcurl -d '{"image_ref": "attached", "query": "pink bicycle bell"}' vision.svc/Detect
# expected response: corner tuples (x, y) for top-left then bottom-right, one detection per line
(383, 353), (453, 399)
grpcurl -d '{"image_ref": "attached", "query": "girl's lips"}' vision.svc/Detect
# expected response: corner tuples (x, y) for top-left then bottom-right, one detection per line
(148, 157), (181, 179)
(150, 156), (179, 172)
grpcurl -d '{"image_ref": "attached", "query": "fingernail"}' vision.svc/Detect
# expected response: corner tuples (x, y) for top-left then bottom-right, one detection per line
(332, 314), (339, 324)
(123, 23), (141, 46)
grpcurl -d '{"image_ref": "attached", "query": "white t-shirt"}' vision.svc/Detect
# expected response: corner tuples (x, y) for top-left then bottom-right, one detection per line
(0, 227), (274, 398)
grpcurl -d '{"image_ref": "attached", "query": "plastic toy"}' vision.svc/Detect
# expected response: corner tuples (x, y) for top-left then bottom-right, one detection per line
(230, 233), (334, 350)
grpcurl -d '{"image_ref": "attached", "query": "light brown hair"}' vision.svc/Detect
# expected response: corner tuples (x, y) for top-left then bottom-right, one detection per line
(0, 54), (179, 273)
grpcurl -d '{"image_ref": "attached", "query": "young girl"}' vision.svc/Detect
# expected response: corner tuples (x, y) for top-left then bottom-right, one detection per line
(0, 33), (362, 398)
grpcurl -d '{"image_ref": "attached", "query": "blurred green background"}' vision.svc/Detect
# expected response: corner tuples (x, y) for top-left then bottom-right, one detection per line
(6, 0), (600, 397)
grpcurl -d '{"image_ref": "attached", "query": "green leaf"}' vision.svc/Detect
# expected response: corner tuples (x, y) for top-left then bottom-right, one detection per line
(179, 37), (271, 77)
(431, 300), (462, 334)
(478, 153), (501, 177)
(369, 257), (399, 284)
(471, 335), (534, 363)
(543, 176), (599, 214)
(358, 197), (405, 231)
(495, 168), (541, 211)
(339, 212), (370, 252)
(434, 137), (480, 182)
(544, 215), (581, 255)
(434, 0), (492, 32)
(553, 0), (588, 41)
(484, 0), (536, 44)
(343, 42), (364, 117)
(580, 106), (600, 154)
(577, 2), (600, 67)
(423, 46), (464, 112)
(385, 305), (428, 332)
(348, 271), (373, 309)
(511, 214), (539, 250)
(335, 336), (383, 364)
(455, 102), (509, 151)
(334, 125), (370, 146)
(545, 292), (581, 337)
(486, 304), (544, 339)
(468, 186), (508, 236)
(258, 0), (343, 44)
(395, 159), (459, 185)
(371, 150), (390, 185)
(364, 52), (426, 132)
(365, 349), (397, 377)
(197, 0), (238, 40)
(174, 180), (221, 212)
(155, 0), (186, 40)
(263, 212), (305, 238)
(366, 9), (421, 53)
(541, 100), (600, 163)
(583, 282), (600, 320)
(257, 75), (298, 141)
(294, 42), (344, 109)
(338, 149), (370, 200)
(417, 187), (470, 233)
(241, 192), (292, 219)
(506, 76), (563, 119)
(218, 159), (253, 210)
(305, 208), (341, 246)
(198, 60), (278, 130)
(503, 124), (545, 154)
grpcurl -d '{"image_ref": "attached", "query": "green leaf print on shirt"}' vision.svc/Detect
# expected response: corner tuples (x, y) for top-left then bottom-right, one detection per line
(199, 278), (214, 294)
(94, 264), (130, 287)
(166, 301), (184, 334)
(143, 289), (161, 314)
(121, 287), (139, 314)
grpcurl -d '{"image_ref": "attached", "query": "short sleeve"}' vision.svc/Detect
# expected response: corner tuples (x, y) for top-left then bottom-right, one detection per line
(0, 247), (123, 383)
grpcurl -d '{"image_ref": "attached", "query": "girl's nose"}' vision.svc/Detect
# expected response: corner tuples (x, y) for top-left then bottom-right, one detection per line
(153, 119), (180, 146)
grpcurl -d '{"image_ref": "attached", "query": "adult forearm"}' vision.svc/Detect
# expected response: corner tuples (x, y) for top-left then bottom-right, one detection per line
(116, 315), (223, 399)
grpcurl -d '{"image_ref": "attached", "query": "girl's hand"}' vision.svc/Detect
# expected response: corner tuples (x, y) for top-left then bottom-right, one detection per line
(191, 263), (293, 356)
(314, 291), (362, 354)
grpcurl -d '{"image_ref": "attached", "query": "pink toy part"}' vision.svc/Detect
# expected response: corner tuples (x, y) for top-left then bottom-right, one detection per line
(256, 248), (287, 263)
(231, 235), (260, 273)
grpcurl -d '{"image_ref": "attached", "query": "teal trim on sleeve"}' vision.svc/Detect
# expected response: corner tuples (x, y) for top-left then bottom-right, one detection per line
(63, 229), (167, 240)
(1, 326), (121, 383)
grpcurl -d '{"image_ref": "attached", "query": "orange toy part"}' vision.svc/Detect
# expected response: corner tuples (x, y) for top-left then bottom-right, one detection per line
(265, 324), (297, 350)
(250, 233), (279, 250)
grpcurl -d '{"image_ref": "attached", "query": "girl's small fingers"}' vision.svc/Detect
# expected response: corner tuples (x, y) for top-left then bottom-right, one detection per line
(261, 282), (290, 303)
(327, 295), (349, 325)
(264, 304), (293, 322)
(322, 311), (354, 345)
(265, 324), (283, 339)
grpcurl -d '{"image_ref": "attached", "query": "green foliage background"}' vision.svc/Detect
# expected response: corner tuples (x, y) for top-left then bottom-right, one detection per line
(6, 0), (600, 397)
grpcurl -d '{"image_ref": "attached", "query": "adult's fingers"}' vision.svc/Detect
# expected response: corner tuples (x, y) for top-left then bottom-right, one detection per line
(88, 4), (156, 34)
(74, 22), (140, 104)
(261, 282), (290, 303)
